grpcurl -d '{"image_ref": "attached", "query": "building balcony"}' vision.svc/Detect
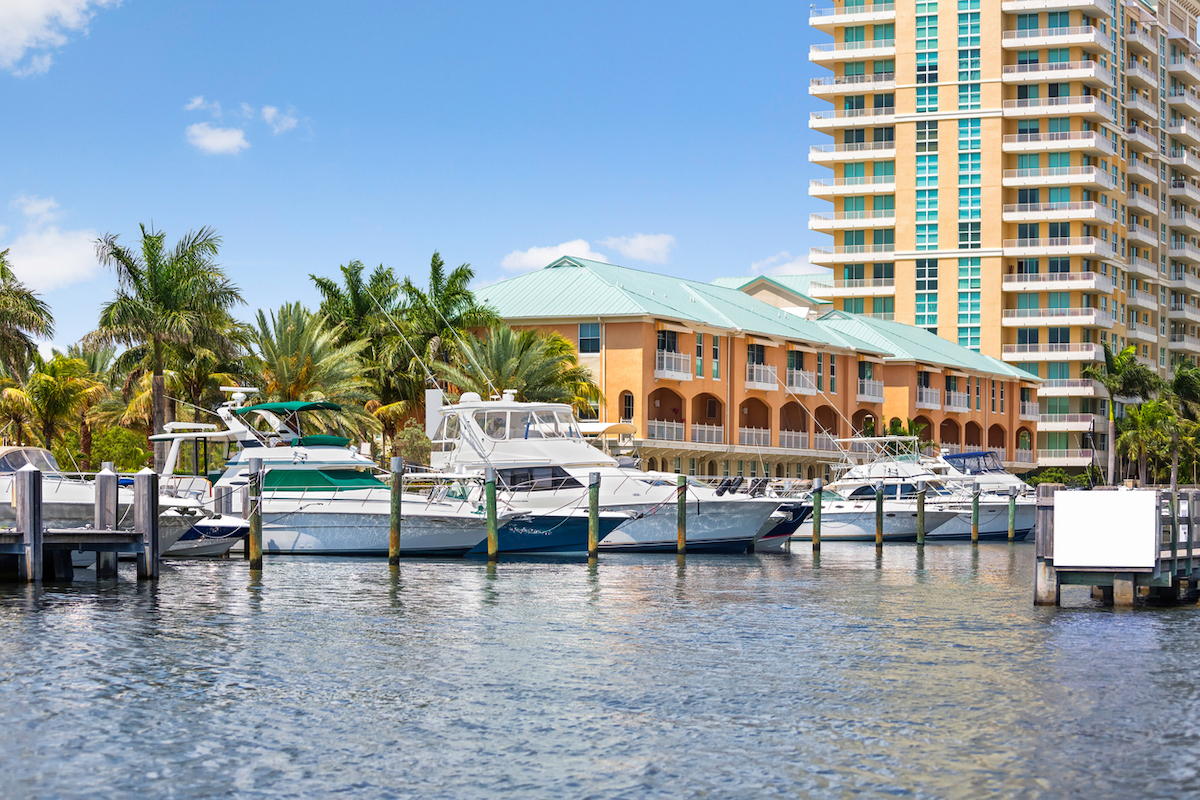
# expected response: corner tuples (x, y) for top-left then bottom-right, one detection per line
(1128, 223), (1159, 248)
(916, 386), (941, 410)
(647, 419), (685, 442)
(1001, 165), (1115, 190)
(1037, 448), (1096, 467)
(1021, 401), (1041, 421)
(1170, 57), (1200, 86)
(1172, 269), (1200, 292)
(1002, 26), (1110, 52)
(809, 3), (896, 31)
(1039, 412), (1100, 431)
(1001, 343), (1104, 361)
(944, 390), (970, 413)
(654, 350), (692, 382)
(1171, 210), (1200, 234)
(1126, 59), (1157, 89)
(1172, 179), (1200, 205)
(1001, 0), (1112, 14)
(1002, 236), (1119, 259)
(779, 429), (809, 450)
(1126, 92), (1158, 121)
(810, 39), (896, 64)
(857, 378), (884, 403)
(809, 140), (896, 164)
(1002, 270), (1116, 292)
(809, 244), (895, 265)
(738, 426), (771, 447)
(1126, 255), (1159, 280)
(690, 423), (724, 445)
(1168, 149), (1200, 177)
(1013, 448), (1037, 465)
(1128, 288), (1159, 311)
(1170, 240), (1200, 264)
(1170, 333), (1200, 353)
(1126, 320), (1158, 341)
(812, 432), (837, 451)
(862, 311), (894, 320)
(810, 210), (897, 231)
(1039, 378), (1105, 397)
(1126, 124), (1159, 154)
(1169, 90), (1200, 118)
(809, 175), (896, 196)
(807, 277), (895, 298)
(745, 363), (778, 392)
(1002, 60), (1108, 87)
(1001, 306), (1114, 327)
(1170, 302), (1200, 323)
(1127, 158), (1159, 184)
(810, 106), (896, 131)
(785, 368), (817, 395)
(1002, 201), (1116, 225)
(1002, 130), (1115, 156)
(809, 72), (896, 97)
(1126, 26), (1156, 55)
(1169, 121), (1200, 147)
(1127, 191), (1159, 215)
(1002, 95), (1113, 122)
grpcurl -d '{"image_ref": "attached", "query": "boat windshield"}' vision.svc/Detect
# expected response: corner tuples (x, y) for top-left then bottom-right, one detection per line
(943, 452), (1005, 475)
(472, 409), (582, 440)
(847, 482), (954, 499)
(0, 449), (62, 475)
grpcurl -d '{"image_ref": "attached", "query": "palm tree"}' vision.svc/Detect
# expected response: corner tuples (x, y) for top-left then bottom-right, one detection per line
(1116, 399), (1170, 487)
(400, 251), (497, 364)
(433, 325), (601, 415)
(1162, 361), (1200, 492)
(27, 353), (106, 450)
(0, 360), (36, 446)
(65, 343), (117, 469)
(0, 249), (55, 375)
(92, 225), (244, 468)
(250, 303), (378, 439)
(1082, 343), (1163, 484)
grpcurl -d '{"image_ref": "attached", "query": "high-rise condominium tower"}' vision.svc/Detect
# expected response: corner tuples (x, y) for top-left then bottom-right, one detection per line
(808, 0), (1200, 469)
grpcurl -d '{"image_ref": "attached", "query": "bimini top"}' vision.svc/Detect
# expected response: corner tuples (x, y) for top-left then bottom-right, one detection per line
(232, 400), (342, 415)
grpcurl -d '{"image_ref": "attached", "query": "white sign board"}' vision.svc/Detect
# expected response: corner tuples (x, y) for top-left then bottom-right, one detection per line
(1053, 490), (1158, 570)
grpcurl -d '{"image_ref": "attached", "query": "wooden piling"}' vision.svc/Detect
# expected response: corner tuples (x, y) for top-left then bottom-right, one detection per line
(485, 466), (498, 560)
(1007, 485), (1017, 542)
(676, 475), (687, 554)
(1034, 483), (1062, 605)
(587, 471), (600, 558)
(248, 457), (263, 571)
(95, 462), (118, 578)
(916, 480), (926, 545)
(389, 456), (402, 565)
(811, 478), (822, 552)
(971, 479), (980, 544)
(16, 465), (42, 583)
(134, 468), (159, 580)
(874, 481), (884, 547)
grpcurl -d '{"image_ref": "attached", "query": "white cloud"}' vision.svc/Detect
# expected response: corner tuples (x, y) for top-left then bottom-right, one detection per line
(262, 105), (298, 135)
(599, 233), (676, 264)
(501, 239), (609, 272)
(184, 95), (222, 116)
(239, 102), (255, 119)
(2, 195), (98, 292)
(750, 251), (830, 277)
(0, 0), (120, 76)
(185, 122), (250, 155)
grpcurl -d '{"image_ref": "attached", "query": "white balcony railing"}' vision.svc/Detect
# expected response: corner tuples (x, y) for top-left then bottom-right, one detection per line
(1014, 449), (1036, 463)
(857, 378), (884, 402)
(813, 432), (838, 451)
(917, 386), (941, 408)
(738, 426), (771, 447)
(786, 368), (817, 394)
(1021, 401), (1040, 420)
(654, 349), (692, 380)
(690, 423), (724, 445)
(647, 419), (685, 442)
(945, 390), (970, 412)
(1037, 448), (1095, 461)
(779, 430), (809, 450)
(746, 363), (778, 390)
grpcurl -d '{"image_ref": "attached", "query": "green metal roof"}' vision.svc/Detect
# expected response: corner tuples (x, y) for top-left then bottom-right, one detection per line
(479, 257), (885, 353)
(711, 274), (831, 308)
(232, 400), (344, 415)
(815, 311), (1042, 381)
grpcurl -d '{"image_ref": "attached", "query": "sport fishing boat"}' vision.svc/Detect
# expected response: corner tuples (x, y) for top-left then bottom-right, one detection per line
(428, 390), (784, 553)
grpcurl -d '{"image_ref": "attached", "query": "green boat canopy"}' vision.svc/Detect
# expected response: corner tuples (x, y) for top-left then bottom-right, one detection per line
(263, 468), (386, 491)
(232, 400), (343, 415)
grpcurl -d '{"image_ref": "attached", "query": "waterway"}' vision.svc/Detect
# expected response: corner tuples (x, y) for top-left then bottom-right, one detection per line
(2, 543), (1199, 798)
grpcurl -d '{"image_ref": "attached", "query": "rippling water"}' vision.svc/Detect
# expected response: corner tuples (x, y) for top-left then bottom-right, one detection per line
(3, 543), (1200, 798)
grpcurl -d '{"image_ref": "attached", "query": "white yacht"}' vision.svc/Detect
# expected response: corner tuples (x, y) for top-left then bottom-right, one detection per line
(428, 391), (783, 553)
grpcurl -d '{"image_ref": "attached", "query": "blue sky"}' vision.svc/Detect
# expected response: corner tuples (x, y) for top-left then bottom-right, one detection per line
(0, 0), (835, 350)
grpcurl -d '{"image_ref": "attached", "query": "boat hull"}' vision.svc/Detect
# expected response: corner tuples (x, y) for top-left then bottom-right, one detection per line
(465, 512), (627, 556)
(259, 506), (493, 556)
(754, 503), (810, 552)
(791, 502), (960, 542)
(923, 501), (1037, 540)
(597, 498), (780, 553)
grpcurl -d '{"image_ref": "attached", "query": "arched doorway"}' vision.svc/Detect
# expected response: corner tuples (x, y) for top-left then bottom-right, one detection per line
(648, 387), (685, 442)
(780, 401), (809, 449)
(852, 409), (876, 437)
(691, 393), (724, 444)
(619, 390), (634, 422)
(739, 397), (771, 446)
(912, 415), (933, 443)
(988, 424), (1007, 454)
(646, 456), (658, 472)
(964, 421), (982, 449)
(814, 405), (839, 450)
(939, 418), (961, 452)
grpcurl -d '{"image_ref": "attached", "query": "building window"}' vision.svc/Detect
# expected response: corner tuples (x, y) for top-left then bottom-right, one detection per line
(916, 154), (938, 187)
(917, 86), (938, 113)
(958, 152), (981, 184)
(958, 222), (981, 249)
(657, 330), (678, 352)
(957, 83), (980, 111)
(747, 343), (766, 364)
(916, 224), (938, 250)
(1000, 384), (1005, 413)
(712, 336), (720, 379)
(916, 120), (938, 153)
(958, 118), (981, 151)
(991, 380), (996, 412)
(957, 49), (980, 82)
(957, 11), (979, 47)
(958, 187), (981, 220)
(916, 14), (938, 50)
(916, 258), (938, 329)
(578, 322), (600, 354)
(917, 52), (938, 84)
(958, 257), (981, 351)
(975, 377), (981, 410)
(817, 353), (824, 391)
(621, 391), (634, 422)
(916, 189), (937, 222)
(830, 354), (837, 394)
(696, 333), (704, 377)
(737, 460), (744, 477)
(673, 457), (681, 474)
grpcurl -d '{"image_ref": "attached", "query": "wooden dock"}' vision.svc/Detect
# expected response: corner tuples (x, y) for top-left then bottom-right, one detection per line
(0, 464), (160, 583)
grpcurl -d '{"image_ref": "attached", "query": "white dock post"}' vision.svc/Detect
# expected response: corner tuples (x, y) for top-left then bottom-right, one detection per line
(95, 462), (118, 578)
(1113, 573), (1136, 607)
(134, 468), (159, 580)
(1034, 483), (1061, 606)
(15, 464), (42, 583)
